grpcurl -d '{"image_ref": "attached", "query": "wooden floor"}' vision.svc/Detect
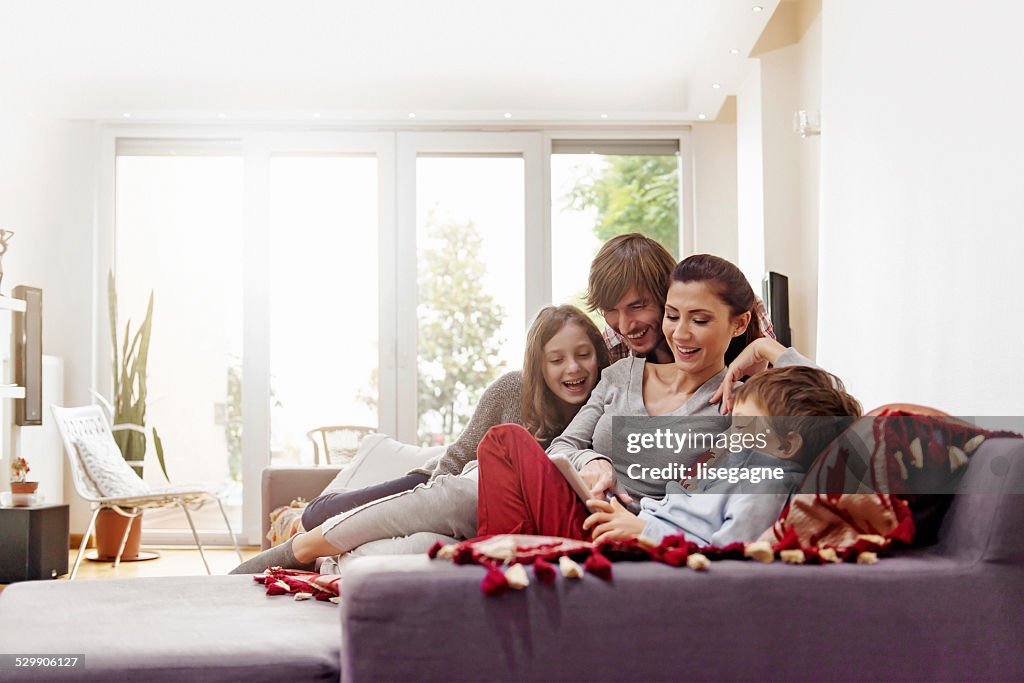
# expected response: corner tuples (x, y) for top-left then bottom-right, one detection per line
(0, 546), (261, 591)
(67, 545), (262, 580)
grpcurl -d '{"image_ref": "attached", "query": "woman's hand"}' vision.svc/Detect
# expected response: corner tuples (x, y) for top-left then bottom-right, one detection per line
(582, 497), (646, 544)
(710, 337), (788, 414)
(580, 459), (620, 499)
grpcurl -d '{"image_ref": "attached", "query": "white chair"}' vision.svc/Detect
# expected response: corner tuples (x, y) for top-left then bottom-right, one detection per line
(306, 424), (376, 465)
(51, 405), (242, 579)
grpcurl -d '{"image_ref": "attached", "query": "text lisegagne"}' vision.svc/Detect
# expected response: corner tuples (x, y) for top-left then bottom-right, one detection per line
(627, 462), (785, 484)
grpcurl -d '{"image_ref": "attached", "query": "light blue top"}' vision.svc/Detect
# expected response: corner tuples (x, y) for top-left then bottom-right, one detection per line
(637, 448), (805, 547)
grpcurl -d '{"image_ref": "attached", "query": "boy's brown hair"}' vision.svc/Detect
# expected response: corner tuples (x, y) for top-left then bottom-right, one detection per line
(584, 233), (676, 313)
(733, 366), (863, 465)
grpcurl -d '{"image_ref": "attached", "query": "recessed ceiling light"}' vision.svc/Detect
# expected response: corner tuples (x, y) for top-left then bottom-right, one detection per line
(730, 48), (740, 55)
(712, 83), (721, 89)
(600, 113), (609, 119)
(698, 114), (707, 120)
(312, 112), (321, 118)
(122, 112), (131, 118)
(408, 112), (417, 118)
(503, 113), (512, 119)
(218, 112), (226, 119)
(753, 5), (763, 12)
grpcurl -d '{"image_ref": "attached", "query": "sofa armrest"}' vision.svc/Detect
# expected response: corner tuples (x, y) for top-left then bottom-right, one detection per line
(261, 466), (342, 549)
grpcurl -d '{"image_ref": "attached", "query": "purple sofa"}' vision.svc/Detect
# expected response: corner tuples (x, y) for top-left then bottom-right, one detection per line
(338, 437), (1024, 682)
(1, 438), (1020, 682)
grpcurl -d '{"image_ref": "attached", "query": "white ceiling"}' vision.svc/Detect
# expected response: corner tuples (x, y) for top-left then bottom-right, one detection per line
(1, 0), (778, 123)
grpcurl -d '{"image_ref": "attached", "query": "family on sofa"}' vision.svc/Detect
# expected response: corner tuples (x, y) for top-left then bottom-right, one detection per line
(233, 233), (890, 578)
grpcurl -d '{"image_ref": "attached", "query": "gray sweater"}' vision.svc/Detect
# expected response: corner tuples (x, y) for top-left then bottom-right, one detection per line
(547, 348), (812, 499)
(409, 371), (523, 480)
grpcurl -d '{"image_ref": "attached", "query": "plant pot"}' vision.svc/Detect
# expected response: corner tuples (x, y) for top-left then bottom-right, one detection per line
(10, 481), (38, 494)
(94, 508), (143, 561)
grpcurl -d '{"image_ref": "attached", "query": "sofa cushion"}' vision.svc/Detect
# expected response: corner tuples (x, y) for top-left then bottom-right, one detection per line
(320, 433), (444, 495)
(0, 575), (340, 683)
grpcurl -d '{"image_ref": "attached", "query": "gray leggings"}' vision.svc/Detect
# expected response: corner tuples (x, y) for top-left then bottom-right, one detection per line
(320, 471), (478, 553)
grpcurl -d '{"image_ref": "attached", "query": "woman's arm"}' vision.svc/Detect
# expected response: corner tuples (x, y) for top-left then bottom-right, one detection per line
(711, 339), (819, 413)
(409, 371), (523, 480)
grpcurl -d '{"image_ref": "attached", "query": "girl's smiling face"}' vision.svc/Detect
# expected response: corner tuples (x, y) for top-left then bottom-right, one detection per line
(542, 322), (601, 407)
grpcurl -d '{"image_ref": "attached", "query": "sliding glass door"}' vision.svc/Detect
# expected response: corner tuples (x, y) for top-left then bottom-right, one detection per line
(113, 141), (244, 538)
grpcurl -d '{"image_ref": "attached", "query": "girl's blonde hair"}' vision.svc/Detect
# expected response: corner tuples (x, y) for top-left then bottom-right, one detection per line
(521, 305), (611, 443)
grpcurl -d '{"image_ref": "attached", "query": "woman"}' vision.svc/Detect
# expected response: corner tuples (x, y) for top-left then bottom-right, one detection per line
(476, 254), (814, 538)
(231, 304), (611, 573)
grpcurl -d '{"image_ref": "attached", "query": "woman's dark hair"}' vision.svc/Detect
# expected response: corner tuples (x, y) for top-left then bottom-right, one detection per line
(521, 305), (611, 444)
(669, 254), (762, 365)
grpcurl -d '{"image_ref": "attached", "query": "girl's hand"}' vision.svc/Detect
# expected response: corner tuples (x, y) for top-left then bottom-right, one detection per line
(582, 497), (645, 544)
(710, 338), (788, 414)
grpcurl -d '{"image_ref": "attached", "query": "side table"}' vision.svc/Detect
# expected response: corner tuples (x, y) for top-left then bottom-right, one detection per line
(0, 504), (69, 583)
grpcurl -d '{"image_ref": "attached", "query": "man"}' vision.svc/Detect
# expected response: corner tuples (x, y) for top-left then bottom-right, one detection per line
(585, 233), (676, 363)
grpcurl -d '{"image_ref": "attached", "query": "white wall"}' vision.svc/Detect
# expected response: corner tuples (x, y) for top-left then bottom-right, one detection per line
(0, 115), (97, 532)
(758, 8), (822, 355)
(691, 122), (738, 262)
(734, 4), (822, 355)
(736, 62), (766, 287)
(817, 0), (1024, 414)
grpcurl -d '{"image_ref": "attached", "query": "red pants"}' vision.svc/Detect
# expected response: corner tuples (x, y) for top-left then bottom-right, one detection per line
(476, 424), (590, 540)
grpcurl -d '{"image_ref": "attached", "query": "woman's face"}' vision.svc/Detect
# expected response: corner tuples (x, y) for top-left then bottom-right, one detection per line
(662, 280), (750, 378)
(541, 322), (601, 407)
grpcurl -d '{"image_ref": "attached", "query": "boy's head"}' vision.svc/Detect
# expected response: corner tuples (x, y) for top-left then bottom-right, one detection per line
(585, 233), (675, 357)
(731, 366), (863, 466)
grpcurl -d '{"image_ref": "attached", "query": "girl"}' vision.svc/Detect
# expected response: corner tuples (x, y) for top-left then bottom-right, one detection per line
(231, 305), (610, 573)
(476, 254), (815, 539)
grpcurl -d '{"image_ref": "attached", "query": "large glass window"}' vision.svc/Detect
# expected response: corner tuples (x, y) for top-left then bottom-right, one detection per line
(550, 140), (681, 315)
(268, 156), (380, 465)
(415, 156), (525, 446)
(114, 147), (244, 533)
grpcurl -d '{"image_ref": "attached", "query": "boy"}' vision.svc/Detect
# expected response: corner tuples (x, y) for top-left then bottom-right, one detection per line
(584, 366), (862, 547)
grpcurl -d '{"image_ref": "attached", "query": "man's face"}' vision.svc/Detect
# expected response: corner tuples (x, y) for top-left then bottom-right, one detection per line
(602, 287), (664, 356)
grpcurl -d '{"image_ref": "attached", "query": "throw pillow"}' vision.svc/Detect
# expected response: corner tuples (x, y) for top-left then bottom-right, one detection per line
(319, 433), (445, 496)
(760, 409), (1020, 550)
(74, 435), (150, 498)
(266, 499), (307, 547)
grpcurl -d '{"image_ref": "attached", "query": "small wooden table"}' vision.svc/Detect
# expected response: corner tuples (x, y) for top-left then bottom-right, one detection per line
(0, 504), (69, 582)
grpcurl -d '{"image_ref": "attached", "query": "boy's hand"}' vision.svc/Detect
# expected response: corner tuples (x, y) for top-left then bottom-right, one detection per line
(583, 497), (645, 544)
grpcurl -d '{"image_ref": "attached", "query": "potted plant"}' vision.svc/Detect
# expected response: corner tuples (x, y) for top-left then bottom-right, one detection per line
(10, 456), (36, 494)
(107, 272), (168, 480)
(92, 273), (169, 560)
(9, 456), (38, 506)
